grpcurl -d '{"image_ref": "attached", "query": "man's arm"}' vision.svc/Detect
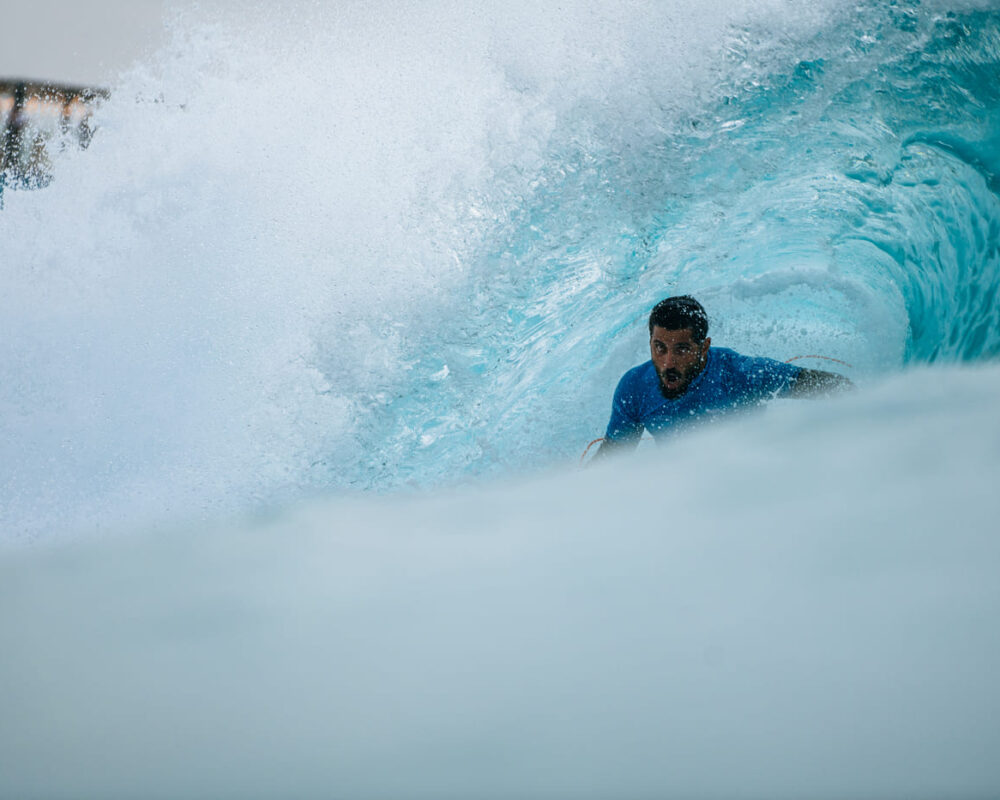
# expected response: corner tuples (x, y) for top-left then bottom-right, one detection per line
(590, 373), (645, 461)
(788, 368), (853, 397)
(591, 434), (640, 461)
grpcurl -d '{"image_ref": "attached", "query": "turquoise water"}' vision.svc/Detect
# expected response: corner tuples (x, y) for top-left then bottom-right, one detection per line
(1, 0), (999, 536)
(1, 5), (999, 796)
(338, 0), (1000, 487)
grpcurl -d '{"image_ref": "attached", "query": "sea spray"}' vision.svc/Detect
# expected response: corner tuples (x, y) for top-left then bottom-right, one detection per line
(1, 0), (999, 539)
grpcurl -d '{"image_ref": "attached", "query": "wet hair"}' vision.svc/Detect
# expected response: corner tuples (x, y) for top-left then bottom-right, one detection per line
(648, 295), (709, 341)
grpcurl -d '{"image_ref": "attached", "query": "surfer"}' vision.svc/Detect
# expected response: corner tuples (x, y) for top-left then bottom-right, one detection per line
(594, 295), (852, 457)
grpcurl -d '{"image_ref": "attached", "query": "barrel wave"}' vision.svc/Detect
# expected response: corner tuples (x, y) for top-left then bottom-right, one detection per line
(1, 2), (1000, 798)
(1, 0), (999, 532)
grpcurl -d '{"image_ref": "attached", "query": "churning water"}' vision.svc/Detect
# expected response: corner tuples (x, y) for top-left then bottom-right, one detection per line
(1, 2), (999, 797)
(1, 0), (997, 536)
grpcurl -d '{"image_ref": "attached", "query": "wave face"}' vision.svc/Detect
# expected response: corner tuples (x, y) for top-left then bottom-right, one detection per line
(1, 0), (999, 538)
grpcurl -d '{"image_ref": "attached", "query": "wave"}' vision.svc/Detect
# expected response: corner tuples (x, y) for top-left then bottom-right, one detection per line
(0, 0), (998, 538)
(2, 3), (999, 796)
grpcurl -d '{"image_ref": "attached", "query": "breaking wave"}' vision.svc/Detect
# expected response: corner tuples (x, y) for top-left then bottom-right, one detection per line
(1, 0), (999, 538)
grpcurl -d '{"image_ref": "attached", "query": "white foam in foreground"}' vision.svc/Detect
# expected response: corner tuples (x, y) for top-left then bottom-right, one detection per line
(2, 364), (999, 800)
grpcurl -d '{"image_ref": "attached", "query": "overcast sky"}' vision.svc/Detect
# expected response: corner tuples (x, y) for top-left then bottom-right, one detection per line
(0, 0), (169, 87)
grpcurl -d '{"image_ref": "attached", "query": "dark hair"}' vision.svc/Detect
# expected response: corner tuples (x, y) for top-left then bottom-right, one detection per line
(648, 295), (709, 341)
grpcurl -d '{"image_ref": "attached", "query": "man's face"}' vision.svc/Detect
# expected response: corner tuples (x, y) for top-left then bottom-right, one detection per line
(650, 326), (710, 398)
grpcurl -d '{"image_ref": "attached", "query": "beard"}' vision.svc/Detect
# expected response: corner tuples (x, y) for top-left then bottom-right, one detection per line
(657, 363), (702, 399)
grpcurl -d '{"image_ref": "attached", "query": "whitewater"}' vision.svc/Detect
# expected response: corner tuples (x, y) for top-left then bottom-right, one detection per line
(1, 0), (999, 797)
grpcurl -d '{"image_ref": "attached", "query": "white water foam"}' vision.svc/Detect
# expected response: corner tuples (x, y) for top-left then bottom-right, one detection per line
(0, 0), (855, 539)
(2, 3), (999, 795)
(2, 363), (999, 798)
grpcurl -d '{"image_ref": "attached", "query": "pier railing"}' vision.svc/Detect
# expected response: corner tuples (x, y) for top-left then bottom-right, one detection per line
(1, 79), (108, 189)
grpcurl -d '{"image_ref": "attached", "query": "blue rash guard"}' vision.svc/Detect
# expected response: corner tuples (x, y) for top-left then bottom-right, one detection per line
(604, 347), (802, 445)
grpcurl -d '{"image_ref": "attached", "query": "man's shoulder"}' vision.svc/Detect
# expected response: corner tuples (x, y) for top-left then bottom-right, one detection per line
(710, 346), (793, 371)
(709, 346), (749, 365)
(623, 359), (656, 379)
(613, 361), (661, 410)
(617, 360), (657, 389)
(707, 346), (801, 392)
